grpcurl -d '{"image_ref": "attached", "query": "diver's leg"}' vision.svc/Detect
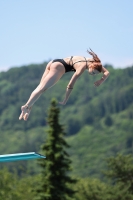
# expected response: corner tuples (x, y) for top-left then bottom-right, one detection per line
(19, 61), (51, 121)
(40, 60), (53, 82)
(19, 63), (65, 120)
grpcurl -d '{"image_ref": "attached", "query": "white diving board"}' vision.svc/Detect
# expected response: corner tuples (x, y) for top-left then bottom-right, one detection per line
(0, 152), (46, 162)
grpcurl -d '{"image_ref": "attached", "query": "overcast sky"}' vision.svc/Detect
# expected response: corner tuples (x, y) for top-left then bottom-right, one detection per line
(0, 0), (133, 71)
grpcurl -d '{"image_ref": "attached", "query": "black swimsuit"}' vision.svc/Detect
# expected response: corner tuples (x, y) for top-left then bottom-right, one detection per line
(52, 56), (88, 73)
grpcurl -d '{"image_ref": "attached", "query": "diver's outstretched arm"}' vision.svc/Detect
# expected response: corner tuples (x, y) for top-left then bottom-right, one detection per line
(59, 67), (85, 105)
(94, 66), (110, 87)
(59, 86), (73, 105)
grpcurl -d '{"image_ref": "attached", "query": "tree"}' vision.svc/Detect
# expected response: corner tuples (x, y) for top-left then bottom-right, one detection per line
(74, 178), (107, 200)
(104, 115), (113, 126)
(0, 168), (36, 200)
(0, 168), (18, 199)
(106, 182), (133, 200)
(104, 153), (133, 194)
(34, 99), (76, 200)
(74, 178), (133, 200)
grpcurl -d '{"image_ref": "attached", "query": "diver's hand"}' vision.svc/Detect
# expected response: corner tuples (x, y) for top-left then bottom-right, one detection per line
(59, 101), (66, 105)
(94, 79), (103, 87)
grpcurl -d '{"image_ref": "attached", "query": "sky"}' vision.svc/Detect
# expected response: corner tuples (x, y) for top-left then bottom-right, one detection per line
(0, 0), (133, 71)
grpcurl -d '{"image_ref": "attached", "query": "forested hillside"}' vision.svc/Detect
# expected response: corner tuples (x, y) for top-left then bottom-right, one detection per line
(0, 62), (133, 177)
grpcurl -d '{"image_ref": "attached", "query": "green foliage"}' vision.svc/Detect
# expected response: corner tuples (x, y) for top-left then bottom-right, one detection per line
(74, 153), (133, 200)
(74, 177), (133, 200)
(106, 183), (133, 200)
(1, 154), (133, 200)
(0, 168), (38, 200)
(1, 62), (133, 199)
(104, 115), (113, 126)
(0, 63), (132, 132)
(74, 178), (107, 200)
(104, 154), (133, 191)
(34, 99), (76, 200)
(0, 62), (133, 177)
(102, 153), (133, 200)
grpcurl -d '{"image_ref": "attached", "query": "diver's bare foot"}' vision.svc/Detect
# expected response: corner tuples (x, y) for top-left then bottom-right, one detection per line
(19, 105), (31, 121)
(23, 107), (31, 121)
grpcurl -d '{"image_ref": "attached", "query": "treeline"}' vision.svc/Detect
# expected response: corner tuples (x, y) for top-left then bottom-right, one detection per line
(0, 62), (133, 177)
(1, 99), (133, 200)
(1, 154), (133, 200)
(0, 63), (133, 133)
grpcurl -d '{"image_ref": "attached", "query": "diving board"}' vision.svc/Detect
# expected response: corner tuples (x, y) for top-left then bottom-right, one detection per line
(0, 152), (46, 162)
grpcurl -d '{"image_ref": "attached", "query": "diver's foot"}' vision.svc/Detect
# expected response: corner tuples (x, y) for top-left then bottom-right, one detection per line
(19, 105), (31, 121)
(23, 107), (31, 121)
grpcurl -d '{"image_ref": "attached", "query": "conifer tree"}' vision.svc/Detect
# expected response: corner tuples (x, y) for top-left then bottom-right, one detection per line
(35, 99), (76, 200)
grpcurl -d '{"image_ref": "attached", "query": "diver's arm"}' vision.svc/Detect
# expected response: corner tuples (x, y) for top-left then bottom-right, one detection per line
(59, 67), (85, 105)
(59, 86), (73, 105)
(94, 67), (110, 87)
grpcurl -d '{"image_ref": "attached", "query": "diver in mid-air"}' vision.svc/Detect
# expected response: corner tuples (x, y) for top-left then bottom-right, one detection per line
(19, 49), (110, 121)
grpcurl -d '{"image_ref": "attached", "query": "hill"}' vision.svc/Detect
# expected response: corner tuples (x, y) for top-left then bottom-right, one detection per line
(0, 62), (133, 177)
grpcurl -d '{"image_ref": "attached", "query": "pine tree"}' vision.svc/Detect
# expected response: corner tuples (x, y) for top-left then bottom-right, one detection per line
(34, 99), (76, 200)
